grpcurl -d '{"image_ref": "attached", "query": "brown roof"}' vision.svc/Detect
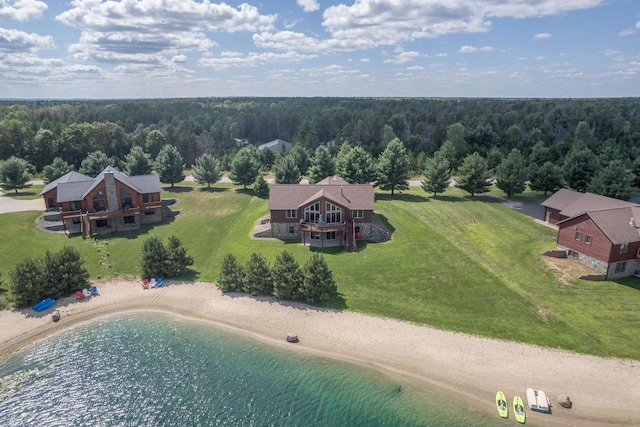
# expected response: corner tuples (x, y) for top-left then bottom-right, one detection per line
(269, 182), (374, 211)
(316, 176), (350, 185)
(563, 207), (640, 245)
(542, 189), (638, 218)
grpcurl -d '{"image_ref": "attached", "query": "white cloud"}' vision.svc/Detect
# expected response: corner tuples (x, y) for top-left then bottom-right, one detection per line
(0, 27), (54, 52)
(172, 55), (187, 63)
(533, 33), (552, 40)
(637, 21), (640, 29)
(535, 56), (546, 61)
(435, 53), (448, 57)
(480, 46), (495, 52)
(199, 51), (316, 70)
(297, 0), (320, 13)
(618, 28), (635, 36)
(460, 45), (478, 53)
(406, 65), (423, 71)
(360, 58), (370, 63)
(601, 49), (621, 56)
(321, 0), (604, 50)
(253, 31), (320, 51)
(384, 48), (419, 63)
(0, 0), (47, 21)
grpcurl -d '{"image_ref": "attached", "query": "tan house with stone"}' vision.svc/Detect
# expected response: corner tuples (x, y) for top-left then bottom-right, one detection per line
(40, 166), (163, 237)
(266, 176), (384, 252)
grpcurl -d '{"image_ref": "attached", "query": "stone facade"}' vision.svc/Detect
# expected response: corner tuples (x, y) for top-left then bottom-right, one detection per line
(558, 244), (640, 279)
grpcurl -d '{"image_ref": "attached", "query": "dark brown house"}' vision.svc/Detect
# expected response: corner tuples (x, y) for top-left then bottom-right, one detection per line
(542, 189), (640, 279)
(40, 166), (163, 237)
(266, 176), (383, 251)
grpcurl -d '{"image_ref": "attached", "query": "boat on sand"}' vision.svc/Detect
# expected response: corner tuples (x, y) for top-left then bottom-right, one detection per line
(526, 388), (551, 413)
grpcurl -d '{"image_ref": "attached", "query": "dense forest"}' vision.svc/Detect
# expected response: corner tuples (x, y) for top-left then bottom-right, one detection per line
(1, 97), (639, 198)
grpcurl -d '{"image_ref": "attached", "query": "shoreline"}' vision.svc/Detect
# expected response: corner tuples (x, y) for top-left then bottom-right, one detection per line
(1, 280), (638, 426)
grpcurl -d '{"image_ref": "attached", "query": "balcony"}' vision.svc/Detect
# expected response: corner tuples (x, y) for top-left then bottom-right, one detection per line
(300, 221), (345, 233)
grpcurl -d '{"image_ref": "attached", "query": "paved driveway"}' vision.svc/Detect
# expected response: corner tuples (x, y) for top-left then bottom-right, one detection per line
(0, 191), (45, 213)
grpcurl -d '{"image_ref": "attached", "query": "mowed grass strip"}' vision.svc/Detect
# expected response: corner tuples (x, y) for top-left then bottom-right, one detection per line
(1, 182), (639, 359)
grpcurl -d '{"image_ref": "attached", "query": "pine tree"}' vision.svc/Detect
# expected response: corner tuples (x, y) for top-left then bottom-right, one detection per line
(217, 253), (244, 292)
(300, 254), (337, 303)
(274, 154), (301, 184)
(45, 246), (90, 298)
(140, 236), (168, 278)
(529, 161), (563, 196)
(340, 145), (377, 184)
(457, 152), (490, 196)
(291, 143), (310, 176)
(9, 257), (47, 307)
(495, 149), (528, 197)
(229, 146), (259, 189)
(165, 236), (194, 277)
(125, 146), (153, 176)
(0, 157), (32, 193)
(79, 151), (110, 177)
(588, 160), (635, 201)
(377, 138), (410, 195)
(155, 145), (185, 187)
(308, 145), (335, 183)
(271, 250), (302, 301)
(563, 146), (599, 192)
(253, 175), (269, 198)
(242, 252), (272, 296)
(43, 157), (74, 184)
(192, 153), (222, 188)
(422, 154), (450, 198)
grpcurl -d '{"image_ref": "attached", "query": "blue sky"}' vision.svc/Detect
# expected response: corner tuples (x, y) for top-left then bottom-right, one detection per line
(0, 0), (638, 99)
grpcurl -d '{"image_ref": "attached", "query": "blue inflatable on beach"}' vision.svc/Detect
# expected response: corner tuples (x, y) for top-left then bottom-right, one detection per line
(33, 297), (56, 312)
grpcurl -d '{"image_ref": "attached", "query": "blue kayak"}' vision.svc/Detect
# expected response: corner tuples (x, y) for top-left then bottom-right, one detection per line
(33, 298), (56, 312)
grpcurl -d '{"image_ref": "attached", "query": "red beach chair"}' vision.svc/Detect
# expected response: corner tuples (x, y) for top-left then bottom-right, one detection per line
(76, 290), (84, 300)
(142, 279), (149, 289)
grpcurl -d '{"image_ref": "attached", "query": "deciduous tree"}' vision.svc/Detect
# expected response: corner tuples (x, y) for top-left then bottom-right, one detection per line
(79, 150), (110, 177)
(43, 157), (74, 183)
(0, 157), (32, 193)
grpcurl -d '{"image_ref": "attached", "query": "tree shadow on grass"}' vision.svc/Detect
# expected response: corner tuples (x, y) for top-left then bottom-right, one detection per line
(197, 186), (228, 193)
(612, 277), (640, 291)
(163, 186), (193, 193)
(376, 193), (429, 203)
(4, 190), (37, 198)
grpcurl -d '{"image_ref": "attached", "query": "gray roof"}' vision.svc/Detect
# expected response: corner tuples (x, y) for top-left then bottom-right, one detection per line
(57, 181), (93, 203)
(270, 180), (374, 211)
(542, 189), (637, 218)
(129, 174), (162, 193)
(564, 207), (640, 245)
(40, 171), (92, 195)
(258, 139), (292, 151)
(82, 166), (141, 198)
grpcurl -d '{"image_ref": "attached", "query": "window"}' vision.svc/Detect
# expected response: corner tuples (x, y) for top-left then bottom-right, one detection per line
(96, 219), (108, 228)
(585, 235), (592, 245)
(327, 231), (336, 240)
(615, 262), (627, 273)
(567, 250), (578, 259)
(288, 225), (295, 234)
(123, 216), (135, 224)
(326, 202), (342, 223)
(355, 226), (361, 234)
(575, 232), (582, 241)
(120, 188), (133, 209)
(47, 198), (55, 208)
(352, 209), (364, 219)
(93, 192), (105, 211)
(143, 193), (154, 203)
(145, 209), (155, 216)
(304, 202), (321, 223)
(286, 209), (297, 219)
(310, 231), (321, 240)
(70, 200), (82, 211)
(620, 243), (629, 254)
(72, 217), (81, 224)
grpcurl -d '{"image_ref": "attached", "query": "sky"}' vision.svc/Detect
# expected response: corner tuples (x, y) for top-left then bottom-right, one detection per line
(0, 0), (639, 99)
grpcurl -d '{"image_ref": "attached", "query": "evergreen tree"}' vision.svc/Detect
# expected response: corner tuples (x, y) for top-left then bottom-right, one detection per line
(271, 250), (302, 301)
(505, 125), (523, 152)
(574, 121), (593, 145)
(308, 145), (335, 184)
(457, 152), (490, 196)
(437, 140), (458, 171)
(588, 160), (635, 201)
(377, 137), (410, 195)
(294, 117), (319, 150)
(45, 246), (90, 298)
(43, 157), (74, 184)
(253, 175), (269, 198)
(145, 130), (167, 159)
(563, 146), (599, 192)
(291, 143), (310, 176)
(486, 146), (503, 170)
(340, 145), (377, 184)
(165, 236), (194, 277)
(242, 252), (272, 296)
(446, 122), (467, 163)
(0, 157), (32, 193)
(192, 153), (222, 188)
(335, 142), (352, 178)
(140, 236), (168, 278)
(125, 146), (153, 176)
(495, 149), (528, 197)
(9, 257), (47, 307)
(300, 254), (337, 303)
(382, 124), (397, 146)
(79, 150), (110, 177)
(529, 161), (564, 196)
(217, 253), (244, 292)
(229, 146), (259, 189)
(274, 154), (301, 184)
(421, 154), (451, 198)
(528, 141), (553, 167)
(258, 148), (275, 171)
(155, 145), (185, 187)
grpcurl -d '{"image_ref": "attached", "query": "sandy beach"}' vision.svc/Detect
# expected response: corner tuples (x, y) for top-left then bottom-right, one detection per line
(1, 279), (638, 426)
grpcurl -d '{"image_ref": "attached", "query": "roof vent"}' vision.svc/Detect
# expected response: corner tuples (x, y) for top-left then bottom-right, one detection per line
(630, 217), (637, 228)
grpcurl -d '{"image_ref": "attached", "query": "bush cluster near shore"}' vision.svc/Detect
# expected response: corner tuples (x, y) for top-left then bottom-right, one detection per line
(217, 251), (337, 303)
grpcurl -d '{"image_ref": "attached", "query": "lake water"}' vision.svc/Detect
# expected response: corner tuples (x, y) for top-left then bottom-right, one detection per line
(0, 313), (498, 426)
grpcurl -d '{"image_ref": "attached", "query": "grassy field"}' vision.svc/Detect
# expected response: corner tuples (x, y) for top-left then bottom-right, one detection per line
(1, 182), (639, 359)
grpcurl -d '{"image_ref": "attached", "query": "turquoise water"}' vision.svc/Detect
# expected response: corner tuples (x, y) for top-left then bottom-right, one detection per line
(0, 313), (497, 426)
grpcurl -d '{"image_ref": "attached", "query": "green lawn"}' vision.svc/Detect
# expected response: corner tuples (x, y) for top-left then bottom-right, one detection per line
(1, 184), (45, 200)
(1, 182), (639, 359)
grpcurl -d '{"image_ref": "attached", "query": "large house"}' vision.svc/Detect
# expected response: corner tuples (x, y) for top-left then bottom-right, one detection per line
(266, 176), (385, 251)
(40, 166), (163, 237)
(542, 189), (640, 279)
